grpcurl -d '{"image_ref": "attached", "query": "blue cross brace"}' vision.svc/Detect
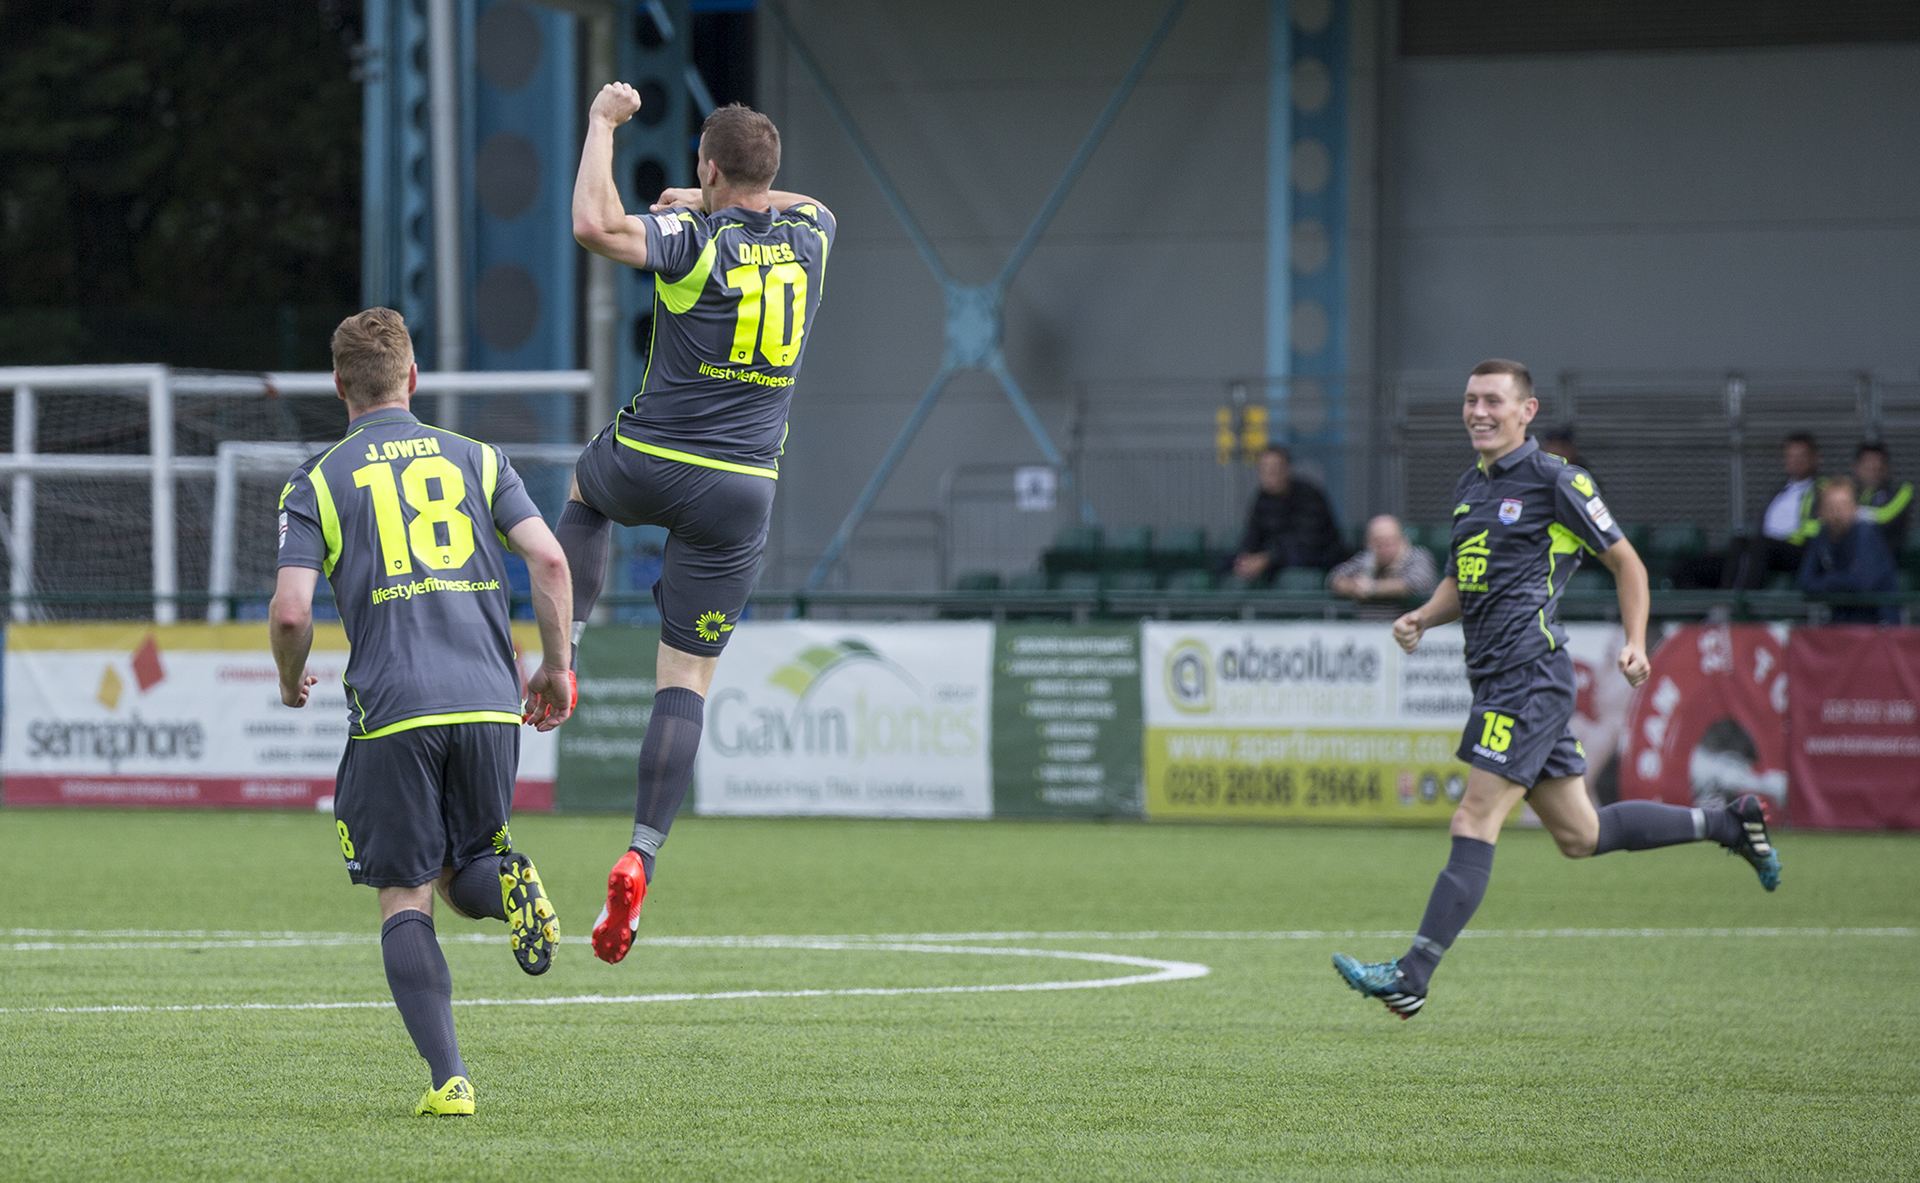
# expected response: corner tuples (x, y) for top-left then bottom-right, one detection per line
(768, 0), (1191, 590)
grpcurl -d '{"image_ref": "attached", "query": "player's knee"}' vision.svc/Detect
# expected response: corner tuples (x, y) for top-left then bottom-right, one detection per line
(1554, 831), (1597, 859)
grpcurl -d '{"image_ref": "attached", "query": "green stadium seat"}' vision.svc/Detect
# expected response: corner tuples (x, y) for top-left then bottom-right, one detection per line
(1043, 524), (1102, 578)
(1623, 523), (1654, 554)
(1102, 525), (1152, 571)
(1276, 567), (1326, 592)
(1763, 571), (1796, 592)
(1105, 569), (1158, 592)
(1007, 571), (1048, 591)
(1164, 568), (1214, 592)
(1052, 571), (1101, 594)
(1566, 568), (1612, 594)
(1151, 526), (1208, 573)
(1648, 523), (1706, 557)
(1218, 573), (1257, 592)
(953, 570), (1000, 592)
(1898, 570), (1916, 594)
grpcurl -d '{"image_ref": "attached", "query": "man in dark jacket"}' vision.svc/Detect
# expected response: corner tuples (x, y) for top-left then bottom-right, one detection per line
(1230, 446), (1344, 584)
(1853, 443), (1912, 552)
(1800, 477), (1899, 624)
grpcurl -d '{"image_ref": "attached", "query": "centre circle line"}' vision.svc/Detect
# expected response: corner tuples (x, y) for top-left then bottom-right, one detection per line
(0, 940), (1210, 1015)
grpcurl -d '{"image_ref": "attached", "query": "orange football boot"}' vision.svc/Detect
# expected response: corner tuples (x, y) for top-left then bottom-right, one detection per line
(591, 850), (647, 963)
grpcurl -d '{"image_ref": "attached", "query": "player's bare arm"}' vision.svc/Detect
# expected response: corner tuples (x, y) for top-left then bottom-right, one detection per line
(506, 516), (576, 732)
(1598, 538), (1652, 686)
(268, 565), (320, 707)
(572, 82), (651, 270)
(1392, 576), (1461, 653)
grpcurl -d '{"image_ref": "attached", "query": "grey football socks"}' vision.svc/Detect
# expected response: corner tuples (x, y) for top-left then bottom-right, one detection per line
(1398, 836), (1496, 994)
(447, 855), (508, 922)
(1594, 800), (1739, 854)
(555, 500), (611, 667)
(380, 910), (466, 1088)
(629, 686), (705, 881)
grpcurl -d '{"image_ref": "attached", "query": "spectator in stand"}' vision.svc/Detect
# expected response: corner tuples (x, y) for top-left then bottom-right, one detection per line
(1230, 445), (1344, 585)
(1853, 443), (1912, 552)
(1722, 432), (1822, 589)
(1799, 477), (1898, 624)
(1329, 514), (1439, 603)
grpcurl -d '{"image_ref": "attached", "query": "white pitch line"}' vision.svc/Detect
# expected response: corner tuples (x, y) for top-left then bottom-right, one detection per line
(0, 942), (1209, 1015)
(5, 926), (1914, 953)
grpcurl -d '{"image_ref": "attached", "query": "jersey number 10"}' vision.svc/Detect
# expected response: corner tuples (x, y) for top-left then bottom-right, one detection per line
(352, 457), (476, 575)
(725, 261), (808, 367)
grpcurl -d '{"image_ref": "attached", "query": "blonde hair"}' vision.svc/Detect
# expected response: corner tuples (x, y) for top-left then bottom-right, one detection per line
(331, 308), (414, 410)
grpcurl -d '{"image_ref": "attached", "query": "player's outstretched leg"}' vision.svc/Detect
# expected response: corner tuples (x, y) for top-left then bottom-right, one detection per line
(1591, 794), (1780, 890)
(555, 498), (612, 668)
(380, 907), (473, 1115)
(593, 685), (703, 962)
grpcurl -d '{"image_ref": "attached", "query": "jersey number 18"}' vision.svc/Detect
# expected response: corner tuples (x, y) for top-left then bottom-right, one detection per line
(352, 457), (476, 575)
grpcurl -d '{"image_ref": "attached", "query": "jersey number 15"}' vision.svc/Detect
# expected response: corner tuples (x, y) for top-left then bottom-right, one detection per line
(352, 457), (475, 575)
(725, 261), (807, 367)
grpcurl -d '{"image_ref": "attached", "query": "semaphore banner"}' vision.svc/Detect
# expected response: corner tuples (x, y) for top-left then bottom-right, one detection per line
(1, 622), (558, 811)
(693, 620), (994, 818)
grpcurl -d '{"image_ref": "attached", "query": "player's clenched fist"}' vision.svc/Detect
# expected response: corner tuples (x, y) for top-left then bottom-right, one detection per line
(1616, 642), (1650, 688)
(590, 82), (643, 127)
(1391, 610), (1426, 654)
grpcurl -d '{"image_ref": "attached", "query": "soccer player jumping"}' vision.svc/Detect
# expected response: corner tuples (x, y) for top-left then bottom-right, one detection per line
(1334, 359), (1780, 1020)
(563, 86), (833, 963)
(272, 309), (577, 1113)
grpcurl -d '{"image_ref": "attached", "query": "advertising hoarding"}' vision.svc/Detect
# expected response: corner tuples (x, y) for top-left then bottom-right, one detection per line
(2, 622), (558, 810)
(693, 621), (994, 818)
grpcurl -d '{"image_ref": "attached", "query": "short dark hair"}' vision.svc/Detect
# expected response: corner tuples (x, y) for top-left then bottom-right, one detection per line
(1784, 432), (1818, 451)
(1470, 358), (1533, 398)
(1857, 442), (1889, 460)
(331, 307), (413, 411)
(699, 103), (780, 188)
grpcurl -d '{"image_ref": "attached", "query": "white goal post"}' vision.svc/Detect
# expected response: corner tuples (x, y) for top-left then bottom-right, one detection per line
(0, 365), (591, 624)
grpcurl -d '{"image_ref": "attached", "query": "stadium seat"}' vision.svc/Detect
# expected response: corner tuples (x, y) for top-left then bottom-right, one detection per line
(1566, 568), (1612, 594)
(1102, 525), (1152, 572)
(1052, 571), (1101, 594)
(1276, 567), (1327, 592)
(1164, 568), (1214, 592)
(1218, 573), (1257, 592)
(1151, 526), (1208, 573)
(1623, 523), (1654, 554)
(1763, 571), (1796, 592)
(953, 570), (1001, 591)
(1422, 523), (1454, 552)
(1648, 523), (1707, 557)
(1007, 571), (1048, 592)
(1042, 524), (1102, 579)
(1105, 569), (1158, 592)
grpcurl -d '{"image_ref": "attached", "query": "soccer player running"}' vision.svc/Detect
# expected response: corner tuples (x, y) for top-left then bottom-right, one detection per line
(563, 85), (833, 963)
(1334, 359), (1780, 1020)
(270, 309), (578, 1113)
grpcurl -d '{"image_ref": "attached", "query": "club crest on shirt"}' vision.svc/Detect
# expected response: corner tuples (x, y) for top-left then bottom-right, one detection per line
(1498, 498), (1523, 524)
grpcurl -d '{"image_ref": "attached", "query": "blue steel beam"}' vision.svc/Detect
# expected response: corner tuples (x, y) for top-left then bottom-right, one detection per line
(995, 0), (1189, 291)
(777, 1), (1188, 588)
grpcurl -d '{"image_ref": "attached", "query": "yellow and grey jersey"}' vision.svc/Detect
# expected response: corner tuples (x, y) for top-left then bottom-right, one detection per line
(277, 408), (542, 737)
(615, 200), (835, 477)
(1444, 437), (1625, 680)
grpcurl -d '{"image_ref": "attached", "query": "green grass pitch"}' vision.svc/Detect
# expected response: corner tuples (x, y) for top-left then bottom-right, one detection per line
(3, 809), (1916, 1181)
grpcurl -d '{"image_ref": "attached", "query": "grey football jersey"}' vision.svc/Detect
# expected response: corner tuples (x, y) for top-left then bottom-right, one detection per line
(277, 408), (542, 737)
(1444, 437), (1626, 679)
(615, 201), (835, 474)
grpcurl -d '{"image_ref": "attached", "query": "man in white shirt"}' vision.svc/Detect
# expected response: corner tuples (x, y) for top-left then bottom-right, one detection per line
(1724, 433), (1821, 589)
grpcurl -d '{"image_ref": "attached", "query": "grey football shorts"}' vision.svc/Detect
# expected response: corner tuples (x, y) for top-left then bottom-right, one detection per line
(332, 722), (519, 888)
(572, 425), (776, 658)
(1456, 647), (1587, 790)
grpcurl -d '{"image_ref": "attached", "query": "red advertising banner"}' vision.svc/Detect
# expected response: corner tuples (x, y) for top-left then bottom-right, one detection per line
(1617, 624), (1790, 820)
(1786, 627), (1920, 829)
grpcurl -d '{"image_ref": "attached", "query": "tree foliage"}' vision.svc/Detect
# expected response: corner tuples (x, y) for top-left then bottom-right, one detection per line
(0, 0), (362, 313)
